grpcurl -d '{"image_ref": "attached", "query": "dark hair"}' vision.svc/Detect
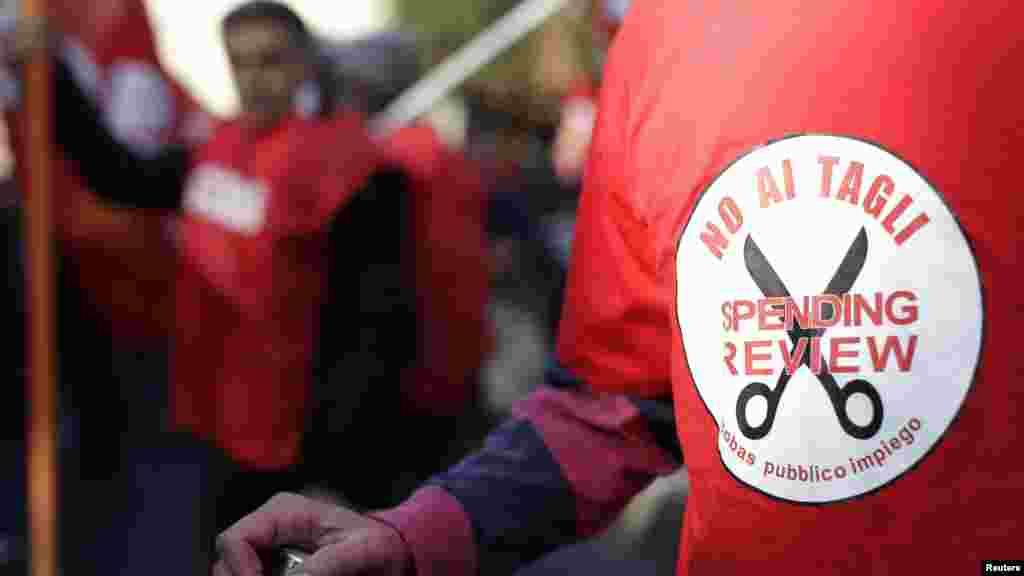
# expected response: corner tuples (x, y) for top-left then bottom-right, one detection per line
(221, 1), (336, 116)
(222, 1), (311, 47)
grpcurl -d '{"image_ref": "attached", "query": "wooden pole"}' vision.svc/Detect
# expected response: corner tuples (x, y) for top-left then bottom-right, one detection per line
(370, 0), (573, 137)
(20, 0), (58, 574)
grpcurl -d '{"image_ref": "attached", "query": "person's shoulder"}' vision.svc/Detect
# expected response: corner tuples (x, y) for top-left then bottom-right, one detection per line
(589, 0), (700, 220)
(317, 109), (370, 135)
(379, 123), (450, 181)
(301, 111), (376, 156)
(607, 0), (680, 58)
(299, 114), (383, 197)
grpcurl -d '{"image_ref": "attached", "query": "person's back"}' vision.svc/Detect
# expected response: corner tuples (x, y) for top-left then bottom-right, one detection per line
(563, 1), (1022, 572)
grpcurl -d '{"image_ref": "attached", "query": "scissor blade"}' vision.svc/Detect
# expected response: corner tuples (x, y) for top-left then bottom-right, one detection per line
(744, 235), (792, 299)
(823, 227), (869, 297)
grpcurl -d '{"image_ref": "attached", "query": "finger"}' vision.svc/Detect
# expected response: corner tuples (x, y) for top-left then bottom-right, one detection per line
(222, 493), (320, 547)
(216, 536), (263, 576)
(305, 530), (397, 576)
(211, 559), (233, 576)
(216, 493), (332, 574)
(305, 531), (370, 576)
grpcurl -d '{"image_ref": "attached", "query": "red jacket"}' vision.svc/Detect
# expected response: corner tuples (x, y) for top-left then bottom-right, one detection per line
(380, 124), (491, 417)
(567, 1), (1022, 572)
(173, 114), (378, 469)
(49, 47), (407, 472)
(373, 2), (1024, 574)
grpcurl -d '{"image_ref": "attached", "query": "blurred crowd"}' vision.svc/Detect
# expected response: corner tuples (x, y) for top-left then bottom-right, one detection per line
(0, 0), (685, 573)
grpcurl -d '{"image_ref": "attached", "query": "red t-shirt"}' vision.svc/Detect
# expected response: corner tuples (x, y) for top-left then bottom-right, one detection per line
(173, 113), (377, 470)
(559, 1), (1023, 573)
(380, 124), (491, 418)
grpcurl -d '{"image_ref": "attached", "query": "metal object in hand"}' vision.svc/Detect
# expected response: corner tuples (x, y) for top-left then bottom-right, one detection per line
(277, 548), (310, 576)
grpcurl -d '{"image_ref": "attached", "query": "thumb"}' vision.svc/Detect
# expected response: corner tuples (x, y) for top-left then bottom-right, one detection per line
(304, 529), (401, 576)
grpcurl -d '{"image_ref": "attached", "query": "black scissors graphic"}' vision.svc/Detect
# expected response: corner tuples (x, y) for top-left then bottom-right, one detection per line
(736, 227), (884, 440)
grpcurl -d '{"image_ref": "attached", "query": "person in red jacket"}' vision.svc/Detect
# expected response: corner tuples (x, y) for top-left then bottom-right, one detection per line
(3, 0), (216, 475)
(9, 0), (213, 343)
(2, 3), (217, 569)
(69, 0), (215, 345)
(212, 1), (1022, 575)
(5, 0), (418, 555)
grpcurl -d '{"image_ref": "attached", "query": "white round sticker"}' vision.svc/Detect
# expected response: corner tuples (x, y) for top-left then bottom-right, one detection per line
(675, 134), (983, 504)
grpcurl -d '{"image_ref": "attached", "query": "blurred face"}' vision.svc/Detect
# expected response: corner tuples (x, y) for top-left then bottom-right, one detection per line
(224, 18), (311, 131)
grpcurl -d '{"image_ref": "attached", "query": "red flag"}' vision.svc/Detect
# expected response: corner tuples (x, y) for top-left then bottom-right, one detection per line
(9, 0), (215, 344)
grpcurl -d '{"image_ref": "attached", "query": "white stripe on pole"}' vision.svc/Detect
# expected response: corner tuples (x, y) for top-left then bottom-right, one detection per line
(369, 0), (574, 139)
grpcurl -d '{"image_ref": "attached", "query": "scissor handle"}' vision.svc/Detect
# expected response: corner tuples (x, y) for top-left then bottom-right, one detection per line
(736, 381), (784, 440)
(828, 378), (884, 439)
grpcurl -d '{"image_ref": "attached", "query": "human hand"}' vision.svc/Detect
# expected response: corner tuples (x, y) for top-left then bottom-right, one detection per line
(212, 492), (413, 576)
(551, 99), (596, 185)
(0, 15), (50, 67)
